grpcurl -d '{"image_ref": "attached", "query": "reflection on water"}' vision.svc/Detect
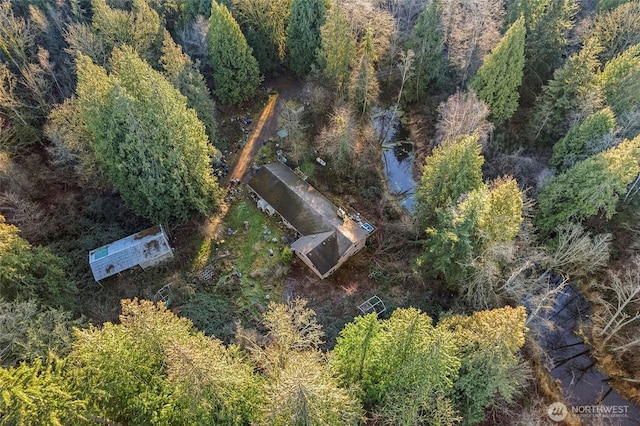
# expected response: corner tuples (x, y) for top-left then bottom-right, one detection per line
(530, 282), (640, 425)
(372, 107), (417, 212)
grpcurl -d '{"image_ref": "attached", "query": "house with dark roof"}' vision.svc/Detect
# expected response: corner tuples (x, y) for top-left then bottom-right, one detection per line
(248, 163), (372, 279)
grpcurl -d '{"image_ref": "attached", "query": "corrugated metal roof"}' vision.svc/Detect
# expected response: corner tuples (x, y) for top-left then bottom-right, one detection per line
(88, 225), (173, 281)
(249, 164), (368, 277)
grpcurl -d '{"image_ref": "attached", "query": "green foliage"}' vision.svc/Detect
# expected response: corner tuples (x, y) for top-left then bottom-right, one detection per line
(45, 97), (108, 189)
(597, 0), (633, 12)
(76, 47), (221, 222)
(349, 28), (379, 117)
(182, 0), (212, 21)
(258, 351), (363, 426)
(415, 134), (484, 231)
(596, 44), (640, 116)
(531, 38), (602, 144)
(281, 246), (293, 263)
(320, 3), (355, 93)
(159, 30), (217, 142)
(332, 309), (461, 424)
(0, 3), (52, 150)
(535, 135), (640, 236)
(590, 2), (640, 63)
(286, 0), (326, 76)
(333, 307), (526, 424)
(231, 0), (291, 72)
(420, 177), (523, 284)
(421, 190), (485, 282)
(68, 298), (261, 425)
(470, 17), (526, 124)
(550, 108), (616, 171)
(505, 0), (576, 91)
(90, 0), (162, 64)
(179, 292), (235, 341)
(440, 306), (527, 425)
(207, 1), (261, 104)
(480, 177), (524, 243)
(239, 300), (361, 425)
(0, 358), (88, 425)
(405, 0), (443, 102)
(0, 215), (75, 310)
(0, 301), (84, 368)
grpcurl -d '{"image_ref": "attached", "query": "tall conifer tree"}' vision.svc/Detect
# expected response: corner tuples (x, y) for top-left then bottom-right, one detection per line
(470, 17), (526, 124)
(207, 1), (261, 104)
(76, 48), (221, 222)
(286, 0), (326, 76)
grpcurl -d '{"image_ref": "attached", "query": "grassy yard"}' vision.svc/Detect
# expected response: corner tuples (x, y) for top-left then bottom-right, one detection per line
(180, 197), (291, 340)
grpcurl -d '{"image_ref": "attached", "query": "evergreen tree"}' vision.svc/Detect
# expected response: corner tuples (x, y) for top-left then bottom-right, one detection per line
(0, 216), (75, 310)
(550, 108), (616, 171)
(207, 1), (261, 104)
(258, 351), (363, 426)
(331, 309), (461, 424)
(90, 0), (162, 64)
(320, 2), (355, 93)
(590, 2), (640, 63)
(230, 0), (292, 72)
(415, 134), (484, 232)
(530, 38), (602, 144)
(404, 0), (444, 102)
(76, 48), (221, 222)
(286, 0), (327, 76)
(596, 44), (640, 116)
(535, 135), (640, 236)
(240, 300), (362, 426)
(0, 3), (52, 150)
(349, 28), (379, 117)
(159, 30), (217, 142)
(470, 17), (526, 124)
(420, 177), (523, 284)
(0, 358), (87, 425)
(0, 301), (84, 368)
(420, 188), (486, 281)
(480, 177), (524, 243)
(440, 306), (528, 425)
(505, 0), (576, 92)
(68, 299), (260, 424)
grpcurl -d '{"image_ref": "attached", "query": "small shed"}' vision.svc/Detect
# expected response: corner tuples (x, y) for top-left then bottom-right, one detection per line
(89, 225), (173, 281)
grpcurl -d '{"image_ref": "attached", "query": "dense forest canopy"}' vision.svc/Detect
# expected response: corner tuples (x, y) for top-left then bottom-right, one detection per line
(1, 0), (640, 424)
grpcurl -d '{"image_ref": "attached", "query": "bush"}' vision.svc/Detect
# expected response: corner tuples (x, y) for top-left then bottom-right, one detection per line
(281, 246), (293, 263)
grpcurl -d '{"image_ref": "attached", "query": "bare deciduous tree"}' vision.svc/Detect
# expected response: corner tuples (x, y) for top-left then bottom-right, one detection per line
(593, 257), (640, 352)
(434, 90), (493, 146)
(340, 0), (396, 64)
(278, 100), (308, 164)
(317, 105), (357, 174)
(176, 15), (210, 66)
(440, 0), (505, 83)
(0, 191), (48, 240)
(547, 222), (611, 278)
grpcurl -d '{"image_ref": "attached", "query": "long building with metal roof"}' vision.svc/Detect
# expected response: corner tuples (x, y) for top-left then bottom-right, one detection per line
(248, 163), (372, 279)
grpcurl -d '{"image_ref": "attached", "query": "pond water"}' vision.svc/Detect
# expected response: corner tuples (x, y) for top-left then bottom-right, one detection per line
(372, 107), (417, 212)
(529, 282), (640, 425)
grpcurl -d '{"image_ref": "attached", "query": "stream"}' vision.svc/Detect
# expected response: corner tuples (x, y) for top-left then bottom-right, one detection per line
(372, 107), (417, 212)
(529, 281), (640, 425)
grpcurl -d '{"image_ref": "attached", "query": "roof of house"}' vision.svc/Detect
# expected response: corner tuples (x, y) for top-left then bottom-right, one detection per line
(249, 163), (368, 276)
(88, 225), (173, 281)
